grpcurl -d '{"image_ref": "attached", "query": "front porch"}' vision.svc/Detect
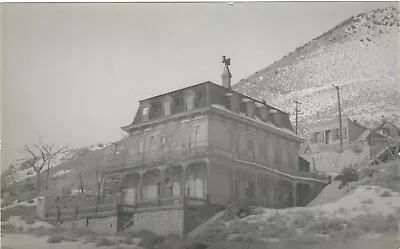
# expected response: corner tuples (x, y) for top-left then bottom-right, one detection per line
(114, 160), (209, 207)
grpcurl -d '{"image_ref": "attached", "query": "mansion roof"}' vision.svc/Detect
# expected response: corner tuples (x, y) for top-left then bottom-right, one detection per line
(122, 81), (295, 135)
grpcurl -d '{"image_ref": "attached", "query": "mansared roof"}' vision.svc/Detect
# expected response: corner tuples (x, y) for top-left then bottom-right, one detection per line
(122, 81), (295, 133)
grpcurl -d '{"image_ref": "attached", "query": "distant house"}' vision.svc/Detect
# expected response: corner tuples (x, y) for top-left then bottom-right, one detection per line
(372, 119), (400, 138)
(300, 117), (400, 173)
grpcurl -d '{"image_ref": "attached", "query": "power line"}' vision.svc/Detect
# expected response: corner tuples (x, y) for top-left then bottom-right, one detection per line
(333, 85), (343, 150)
(294, 101), (300, 135)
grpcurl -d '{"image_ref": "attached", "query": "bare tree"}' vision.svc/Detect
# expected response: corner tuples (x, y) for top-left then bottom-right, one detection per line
(78, 172), (85, 195)
(95, 169), (105, 205)
(21, 139), (67, 193)
(71, 153), (85, 195)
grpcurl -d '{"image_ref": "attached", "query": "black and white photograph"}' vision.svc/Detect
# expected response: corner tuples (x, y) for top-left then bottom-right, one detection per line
(1, 1), (400, 249)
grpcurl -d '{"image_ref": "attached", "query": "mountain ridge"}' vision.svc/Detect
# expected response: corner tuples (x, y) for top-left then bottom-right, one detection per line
(233, 7), (400, 137)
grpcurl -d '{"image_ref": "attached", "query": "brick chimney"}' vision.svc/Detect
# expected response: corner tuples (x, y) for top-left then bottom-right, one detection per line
(221, 56), (232, 89)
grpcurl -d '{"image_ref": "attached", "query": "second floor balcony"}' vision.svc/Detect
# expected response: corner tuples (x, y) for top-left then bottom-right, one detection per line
(103, 144), (209, 174)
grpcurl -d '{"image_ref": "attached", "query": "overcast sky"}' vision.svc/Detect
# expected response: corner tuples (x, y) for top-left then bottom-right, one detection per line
(1, 2), (398, 171)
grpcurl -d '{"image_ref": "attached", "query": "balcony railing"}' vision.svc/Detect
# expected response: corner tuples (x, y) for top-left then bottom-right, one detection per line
(135, 196), (207, 209)
(104, 145), (209, 173)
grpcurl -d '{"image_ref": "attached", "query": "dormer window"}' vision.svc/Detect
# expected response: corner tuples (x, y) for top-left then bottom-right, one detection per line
(162, 95), (173, 116)
(224, 93), (233, 110)
(270, 109), (282, 127)
(242, 98), (255, 118)
(141, 101), (151, 122)
(142, 107), (149, 116)
(185, 96), (194, 110)
(183, 90), (196, 111)
(258, 106), (269, 122)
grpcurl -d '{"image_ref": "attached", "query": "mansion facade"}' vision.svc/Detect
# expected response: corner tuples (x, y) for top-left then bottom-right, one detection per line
(43, 59), (328, 236)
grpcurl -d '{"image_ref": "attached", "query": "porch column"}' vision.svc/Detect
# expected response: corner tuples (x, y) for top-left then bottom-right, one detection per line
(232, 167), (236, 202)
(205, 159), (210, 202)
(292, 182), (297, 207)
(159, 168), (165, 199)
(138, 172), (143, 201)
(255, 172), (260, 206)
(181, 165), (187, 197)
(275, 177), (278, 209)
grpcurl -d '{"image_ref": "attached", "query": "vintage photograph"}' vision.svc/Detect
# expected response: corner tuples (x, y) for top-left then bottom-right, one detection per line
(1, 1), (400, 249)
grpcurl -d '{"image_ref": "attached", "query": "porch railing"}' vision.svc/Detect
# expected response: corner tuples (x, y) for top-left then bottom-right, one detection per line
(135, 196), (207, 209)
(45, 203), (119, 221)
(44, 195), (207, 222)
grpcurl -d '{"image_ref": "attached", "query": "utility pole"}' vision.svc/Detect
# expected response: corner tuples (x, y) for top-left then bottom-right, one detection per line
(333, 85), (343, 150)
(294, 101), (300, 135)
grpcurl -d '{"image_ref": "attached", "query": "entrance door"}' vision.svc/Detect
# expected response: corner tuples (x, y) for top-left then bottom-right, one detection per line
(124, 188), (136, 205)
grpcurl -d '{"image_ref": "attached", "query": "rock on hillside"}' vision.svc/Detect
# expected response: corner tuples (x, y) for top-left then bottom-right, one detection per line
(234, 7), (400, 137)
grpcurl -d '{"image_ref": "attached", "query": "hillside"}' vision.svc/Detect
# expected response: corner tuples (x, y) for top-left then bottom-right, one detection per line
(0, 142), (119, 207)
(233, 7), (400, 137)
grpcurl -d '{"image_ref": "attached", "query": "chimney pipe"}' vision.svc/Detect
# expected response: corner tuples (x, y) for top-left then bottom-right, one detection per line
(221, 56), (232, 89)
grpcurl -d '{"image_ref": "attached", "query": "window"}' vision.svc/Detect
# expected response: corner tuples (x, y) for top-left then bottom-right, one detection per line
(230, 132), (240, 153)
(274, 148), (282, 165)
(317, 132), (324, 143)
(312, 132), (318, 143)
(332, 129), (338, 141)
(142, 107), (149, 116)
(182, 130), (189, 149)
(325, 130), (330, 144)
(139, 139), (145, 153)
(247, 139), (254, 153)
(159, 136), (169, 150)
(259, 182), (267, 197)
(224, 96), (231, 110)
(185, 95), (195, 111)
(264, 142), (269, 162)
(163, 102), (171, 116)
(258, 142), (264, 157)
(148, 136), (155, 150)
(288, 151), (296, 169)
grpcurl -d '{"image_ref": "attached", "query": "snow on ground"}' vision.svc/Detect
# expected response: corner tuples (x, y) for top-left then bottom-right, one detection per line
(88, 143), (111, 152)
(308, 178), (371, 207)
(2, 216), (54, 231)
(53, 170), (72, 178)
(193, 183), (400, 248)
(70, 189), (92, 195)
(246, 185), (400, 223)
(13, 150), (75, 183)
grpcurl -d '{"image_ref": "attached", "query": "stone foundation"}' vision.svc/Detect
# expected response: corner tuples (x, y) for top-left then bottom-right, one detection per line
(54, 204), (222, 237)
(59, 216), (118, 236)
(126, 208), (184, 236)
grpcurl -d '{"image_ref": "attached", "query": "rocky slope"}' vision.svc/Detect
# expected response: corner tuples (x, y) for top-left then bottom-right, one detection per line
(233, 7), (400, 137)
